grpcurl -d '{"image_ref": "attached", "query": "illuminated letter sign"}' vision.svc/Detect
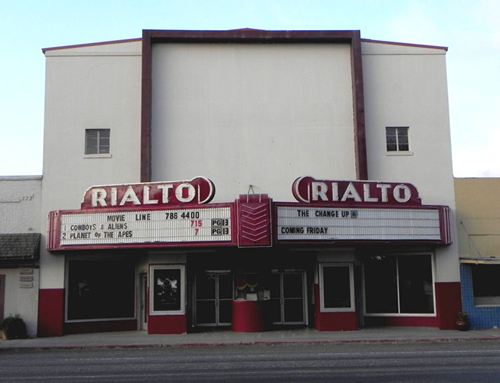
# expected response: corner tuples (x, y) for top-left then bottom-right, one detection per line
(81, 177), (216, 209)
(292, 177), (421, 206)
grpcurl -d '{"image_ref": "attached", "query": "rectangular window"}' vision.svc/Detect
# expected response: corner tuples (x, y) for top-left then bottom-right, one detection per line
(66, 260), (135, 321)
(472, 265), (500, 306)
(150, 265), (185, 315)
(386, 127), (409, 152)
(364, 254), (434, 315)
(85, 129), (110, 154)
(319, 263), (355, 312)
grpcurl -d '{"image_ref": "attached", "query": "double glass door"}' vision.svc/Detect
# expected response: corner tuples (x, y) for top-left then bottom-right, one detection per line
(195, 271), (233, 326)
(270, 271), (307, 325)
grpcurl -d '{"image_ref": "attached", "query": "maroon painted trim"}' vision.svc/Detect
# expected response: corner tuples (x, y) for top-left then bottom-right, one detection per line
(148, 314), (186, 334)
(435, 282), (462, 330)
(314, 285), (358, 331)
(48, 202), (237, 252)
(351, 31), (368, 179)
(141, 31), (152, 182)
(140, 29), (367, 181)
(361, 38), (448, 52)
(38, 288), (64, 337)
(42, 38), (142, 54)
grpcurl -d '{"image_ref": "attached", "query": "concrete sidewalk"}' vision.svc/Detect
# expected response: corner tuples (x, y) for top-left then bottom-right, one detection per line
(2, 327), (500, 350)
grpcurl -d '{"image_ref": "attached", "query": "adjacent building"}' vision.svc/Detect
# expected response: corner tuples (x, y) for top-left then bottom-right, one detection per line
(0, 176), (41, 336)
(456, 178), (500, 329)
(6, 29), (463, 336)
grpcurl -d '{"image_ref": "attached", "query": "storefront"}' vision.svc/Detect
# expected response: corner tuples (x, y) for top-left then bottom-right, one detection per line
(456, 178), (500, 329)
(47, 176), (452, 334)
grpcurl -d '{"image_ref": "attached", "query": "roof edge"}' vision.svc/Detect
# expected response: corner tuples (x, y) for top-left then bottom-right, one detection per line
(361, 38), (448, 51)
(0, 175), (42, 180)
(143, 28), (360, 42)
(42, 37), (142, 54)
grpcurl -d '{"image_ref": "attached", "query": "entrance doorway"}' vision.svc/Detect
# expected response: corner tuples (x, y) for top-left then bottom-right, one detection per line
(270, 271), (308, 325)
(139, 272), (147, 330)
(0, 274), (4, 320)
(194, 271), (233, 327)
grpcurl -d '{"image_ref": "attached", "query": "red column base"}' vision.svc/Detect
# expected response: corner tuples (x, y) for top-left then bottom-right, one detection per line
(148, 315), (186, 334)
(314, 285), (358, 331)
(38, 289), (64, 337)
(232, 300), (264, 332)
(435, 282), (462, 330)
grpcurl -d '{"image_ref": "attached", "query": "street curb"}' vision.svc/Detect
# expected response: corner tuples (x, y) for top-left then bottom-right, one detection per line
(2, 336), (500, 352)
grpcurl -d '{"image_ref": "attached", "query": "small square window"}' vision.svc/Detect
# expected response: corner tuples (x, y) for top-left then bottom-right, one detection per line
(85, 129), (110, 155)
(386, 127), (409, 152)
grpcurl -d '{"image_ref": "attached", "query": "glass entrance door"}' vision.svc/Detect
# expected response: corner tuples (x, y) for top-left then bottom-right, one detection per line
(195, 271), (233, 326)
(270, 271), (307, 325)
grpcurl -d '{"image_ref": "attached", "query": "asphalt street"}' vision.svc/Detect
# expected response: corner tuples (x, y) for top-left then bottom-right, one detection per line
(1, 341), (500, 382)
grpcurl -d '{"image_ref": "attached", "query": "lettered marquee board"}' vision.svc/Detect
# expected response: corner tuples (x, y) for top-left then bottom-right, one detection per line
(48, 204), (236, 251)
(275, 203), (451, 245)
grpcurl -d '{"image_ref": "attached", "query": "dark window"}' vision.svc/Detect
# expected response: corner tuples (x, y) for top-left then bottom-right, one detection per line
(386, 127), (409, 152)
(472, 265), (500, 305)
(364, 256), (398, 313)
(364, 254), (434, 314)
(399, 256), (434, 313)
(85, 129), (110, 154)
(67, 260), (135, 321)
(322, 265), (352, 309)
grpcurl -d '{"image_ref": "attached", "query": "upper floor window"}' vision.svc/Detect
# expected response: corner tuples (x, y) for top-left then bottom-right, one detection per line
(85, 129), (110, 155)
(386, 127), (409, 152)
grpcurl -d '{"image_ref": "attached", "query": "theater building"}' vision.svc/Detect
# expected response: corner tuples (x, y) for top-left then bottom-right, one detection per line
(38, 29), (461, 336)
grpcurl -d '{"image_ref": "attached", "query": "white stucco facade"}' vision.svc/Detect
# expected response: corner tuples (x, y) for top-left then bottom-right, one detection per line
(40, 40), (142, 289)
(151, 43), (357, 201)
(362, 41), (458, 282)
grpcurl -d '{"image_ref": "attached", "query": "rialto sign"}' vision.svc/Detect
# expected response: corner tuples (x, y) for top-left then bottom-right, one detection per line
(292, 176), (421, 205)
(278, 176), (450, 244)
(81, 177), (216, 209)
(48, 177), (234, 251)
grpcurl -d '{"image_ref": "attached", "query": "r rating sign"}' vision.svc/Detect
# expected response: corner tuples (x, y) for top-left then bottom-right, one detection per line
(57, 207), (232, 247)
(277, 206), (444, 242)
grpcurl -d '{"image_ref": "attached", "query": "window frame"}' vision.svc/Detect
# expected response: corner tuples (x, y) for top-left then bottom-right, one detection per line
(319, 263), (355, 313)
(385, 126), (411, 154)
(64, 258), (137, 323)
(84, 128), (111, 156)
(362, 253), (436, 317)
(149, 264), (186, 316)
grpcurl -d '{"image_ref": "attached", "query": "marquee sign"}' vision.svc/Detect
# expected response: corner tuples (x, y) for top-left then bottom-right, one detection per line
(81, 177), (215, 209)
(292, 177), (421, 206)
(48, 205), (234, 251)
(47, 176), (452, 251)
(276, 204), (450, 244)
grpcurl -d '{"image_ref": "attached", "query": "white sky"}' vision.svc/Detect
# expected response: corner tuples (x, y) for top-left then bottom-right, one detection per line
(0, 0), (498, 177)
